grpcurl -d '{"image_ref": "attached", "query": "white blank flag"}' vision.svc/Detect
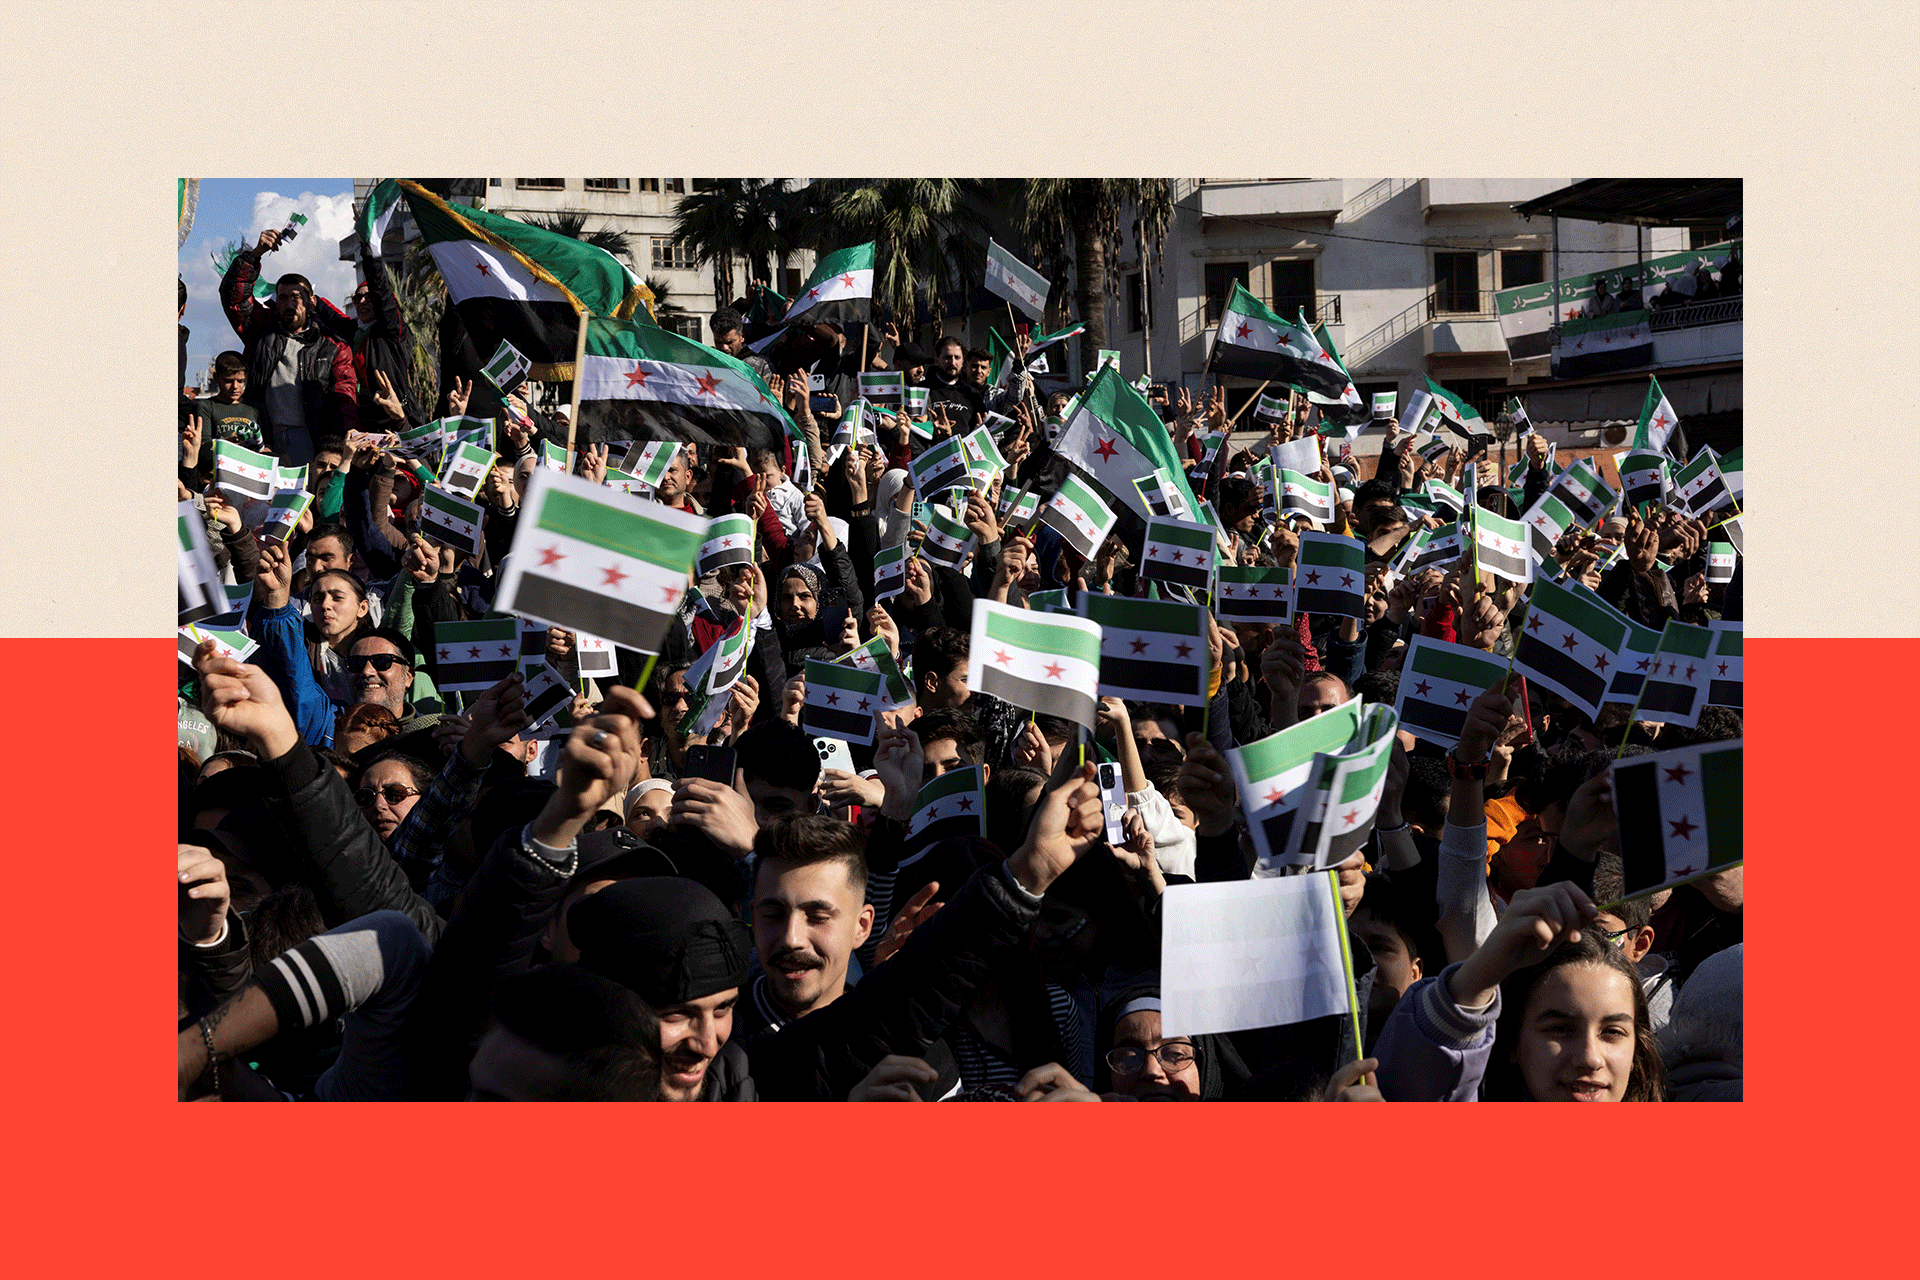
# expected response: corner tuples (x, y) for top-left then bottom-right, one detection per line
(1160, 872), (1351, 1037)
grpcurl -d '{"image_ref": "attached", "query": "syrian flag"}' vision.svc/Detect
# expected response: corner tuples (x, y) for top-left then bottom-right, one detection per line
(1673, 450), (1733, 517)
(1195, 430), (1229, 474)
(903, 386), (931, 419)
(837, 635), (913, 712)
(919, 504), (976, 568)
(399, 180), (652, 378)
(964, 425), (1009, 486)
(443, 415), (495, 453)
(574, 631), (618, 681)
(1293, 534), (1367, 620)
(873, 542), (909, 601)
(1214, 566), (1296, 625)
(1470, 506), (1534, 586)
(1555, 309), (1653, 379)
(1707, 541), (1737, 585)
(1522, 492), (1577, 562)
(1040, 473), (1120, 559)
(1424, 477), (1466, 519)
(440, 440), (498, 500)
(696, 513), (756, 579)
(1390, 522), (1464, 580)
(1424, 377), (1487, 434)
(1159, 871), (1354, 1039)
(213, 439), (278, 512)
(1634, 378), (1681, 455)
(985, 239), (1050, 321)
(909, 436), (972, 500)
(1548, 459), (1617, 527)
(621, 440), (681, 489)
(1253, 393), (1291, 424)
(178, 504), (226, 626)
(1706, 622), (1742, 709)
(1504, 396), (1531, 434)
(1638, 620), (1714, 727)
(858, 371), (905, 408)
(1714, 446), (1744, 505)
(680, 615), (754, 736)
(1023, 319), (1085, 361)
(899, 766), (987, 866)
(1132, 468), (1189, 520)
(1394, 638), (1511, 749)
(480, 340), (532, 395)
(1512, 575), (1630, 719)
(1295, 706), (1400, 868)
(179, 623), (257, 668)
(1715, 515), (1743, 557)
(1278, 470), (1337, 524)
(421, 485), (486, 558)
(1616, 450), (1670, 511)
(965, 599), (1104, 729)
(1142, 516), (1217, 590)
(1052, 366), (1203, 525)
(1306, 319), (1367, 428)
(1207, 283), (1348, 398)
(1229, 697), (1366, 873)
(782, 242), (876, 326)
(520, 662), (577, 732)
(1077, 594), (1209, 705)
(394, 418), (446, 465)
(1026, 589), (1069, 613)
(1605, 613), (1664, 705)
(1001, 488), (1041, 527)
(259, 489), (314, 545)
(494, 468), (705, 656)
(1609, 741), (1742, 898)
(516, 617), (558, 678)
(430, 617), (521, 692)
(576, 314), (795, 451)
(802, 657), (884, 744)
(355, 178), (405, 250)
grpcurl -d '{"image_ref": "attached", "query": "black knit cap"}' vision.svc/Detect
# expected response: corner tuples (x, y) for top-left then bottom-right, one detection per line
(567, 876), (751, 1007)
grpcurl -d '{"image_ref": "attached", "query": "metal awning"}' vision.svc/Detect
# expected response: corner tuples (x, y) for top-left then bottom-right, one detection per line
(1512, 179), (1742, 228)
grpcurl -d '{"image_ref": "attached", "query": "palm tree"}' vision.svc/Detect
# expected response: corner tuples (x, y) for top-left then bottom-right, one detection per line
(524, 211), (632, 262)
(669, 179), (800, 309)
(397, 240), (447, 411)
(1015, 180), (1173, 366)
(805, 179), (992, 335)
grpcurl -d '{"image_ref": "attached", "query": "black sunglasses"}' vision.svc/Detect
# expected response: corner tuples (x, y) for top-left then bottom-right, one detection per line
(355, 784), (421, 809)
(347, 653), (406, 673)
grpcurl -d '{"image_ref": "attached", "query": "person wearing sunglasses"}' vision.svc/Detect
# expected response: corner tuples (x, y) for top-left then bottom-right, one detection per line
(356, 755), (430, 843)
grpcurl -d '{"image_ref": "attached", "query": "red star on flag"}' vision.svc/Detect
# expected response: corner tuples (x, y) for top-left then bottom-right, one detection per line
(857, 698), (871, 711)
(437, 647), (450, 661)
(1635, 657), (1653, 671)
(957, 795), (973, 811)
(1526, 613), (1546, 636)
(1717, 661), (1729, 675)
(1454, 690), (1473, 706)
(1171, 550), (1184, 562)
(498, 645), (513, 657)
(1043, 661), (1065, 679)
(1094, 437), (1119, 462)
(1173, 641), (1193, 659)
(1129, 637), (1150, 654)
(601, 564), (629, 588)
(1666, 662), (1678, 676)
(539, 546), (565, 567)
(693, 372), (721, 396)
(1667, 815), (1697, 840)
(993, 650), (1013, 665)
(1147, 546), (1160, 558)
(1341, 808), (1361, 826)
(474, 259), (492, 277)
(1653, 411), (1671, 430)
(467, 646), (482, 658)
(1338, 573), (1354, 588)
(624, 366), (651, 390)
(824, 692), (839, 705)
(1412, 679), (1432, 696)
(1235, 322), (1252, 339)
(1593, 653), (1610, 671)
(659, 586), (679, 604)
(839, 273), (856, 289)
(1673, 864), (1696, 876)
(1560, 632), (1580, 651)
(1664, 763), (1693, 784)
(1222, 584), (1236, 596)
(1263, 787), (1287, 806)
(1303, 570), (1321, 584)
(1683, 664), (1697, 681)
(807, 287), (820, 300)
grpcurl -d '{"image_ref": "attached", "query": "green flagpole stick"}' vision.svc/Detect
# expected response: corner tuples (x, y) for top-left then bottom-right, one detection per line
(633, 651), (660, 699)
(1614, 669), (1651, 758)
(1331, 869), (1365, 1066)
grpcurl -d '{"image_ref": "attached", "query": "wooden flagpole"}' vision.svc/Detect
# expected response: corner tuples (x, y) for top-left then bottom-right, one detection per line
(1224, 379), (1271, 427)
(565, 310), (589, 475)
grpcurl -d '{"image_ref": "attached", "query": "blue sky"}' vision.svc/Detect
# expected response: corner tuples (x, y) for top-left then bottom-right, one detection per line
(179, 178), (355, 384)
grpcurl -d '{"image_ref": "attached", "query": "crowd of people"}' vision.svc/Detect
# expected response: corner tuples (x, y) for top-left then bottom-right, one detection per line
(175, 217), (1743, 1103)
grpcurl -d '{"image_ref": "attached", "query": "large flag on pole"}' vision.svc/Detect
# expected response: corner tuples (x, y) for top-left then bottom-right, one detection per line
(1054, 365), (1205, 524)
(964, 600), (1103, 730)
(1306, 318), (1367, 428)
(494, 468), (705, 655)
(984, 239), (1050, 321)
(780, 242), (876, 326)
(398, 180), (652, 379)
(1206, 283), (1349, 399)
(1511, 575), (1630, 719)
(576, 314), (794, 450)
(1076, 594), (1210, 705)
(1608, 741), (1742, 898)
(355, 178), (404, 250)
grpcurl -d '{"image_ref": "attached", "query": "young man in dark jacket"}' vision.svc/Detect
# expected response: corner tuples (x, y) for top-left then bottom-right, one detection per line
(219, 226), (360, 464)
(313, 232), (426, 427)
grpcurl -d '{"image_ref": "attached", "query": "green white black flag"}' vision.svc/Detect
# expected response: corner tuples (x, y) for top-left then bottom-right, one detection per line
(1609, 740), (1742, 898)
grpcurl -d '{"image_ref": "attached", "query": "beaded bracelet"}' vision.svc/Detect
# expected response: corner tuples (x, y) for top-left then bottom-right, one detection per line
(199, 1018), (220, 1096)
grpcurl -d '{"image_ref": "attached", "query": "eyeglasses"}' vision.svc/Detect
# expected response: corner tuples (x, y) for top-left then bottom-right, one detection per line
(355, 784), (421, 809)
(1597, 924), (1631, 948)
(1105, 1043), (1197, 1074)
(347, 653), (406, 673)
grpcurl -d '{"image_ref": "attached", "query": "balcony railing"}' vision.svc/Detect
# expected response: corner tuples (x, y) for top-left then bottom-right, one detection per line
(1427, 289), (1502, 319)
(1648, 294), (1742, 331)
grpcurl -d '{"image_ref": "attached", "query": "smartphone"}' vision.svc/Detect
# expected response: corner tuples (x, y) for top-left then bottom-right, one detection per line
(810, 393), (838, 414)
(1097, 762), (1129, 845)
(819, 604), (851, 641)
(683, 744), (737, 786)
(812, 736), (855, 775)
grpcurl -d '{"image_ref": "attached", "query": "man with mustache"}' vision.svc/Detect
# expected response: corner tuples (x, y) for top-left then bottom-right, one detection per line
(737, 815), (874, 1036)
(219, 225), (360, 465)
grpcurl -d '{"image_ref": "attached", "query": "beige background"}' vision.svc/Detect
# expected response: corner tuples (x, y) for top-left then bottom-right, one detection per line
(2, 0), (1912, 637)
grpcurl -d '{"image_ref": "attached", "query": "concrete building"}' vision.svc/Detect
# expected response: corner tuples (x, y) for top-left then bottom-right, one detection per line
(1102, 179), (1708, 456)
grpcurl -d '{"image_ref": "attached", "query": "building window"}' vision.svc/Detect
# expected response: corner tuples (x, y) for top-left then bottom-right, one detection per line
(639, 179), (660, 193)
(666, 179), (685, 194)
(515, 179), (566, 191)
(1270, 259), (1316, 325)
(488, 178), (501, 187)
(1433, 252), (1480, 314)
(1204, 261), (1249, 323)
(584, 178), (630, 191)
(1126, 273), (1144, 333)
(662, 313), (705, 340)
(778, 267), (802, 298)
(651, 237), (697, 271)
(1689, 225), (1728, 249)
(1499, 251), (1544, 290)
(691, 180), (716, 192)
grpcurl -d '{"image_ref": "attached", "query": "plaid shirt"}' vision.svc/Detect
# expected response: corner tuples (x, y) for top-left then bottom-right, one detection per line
(390, 746), (485, 890)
